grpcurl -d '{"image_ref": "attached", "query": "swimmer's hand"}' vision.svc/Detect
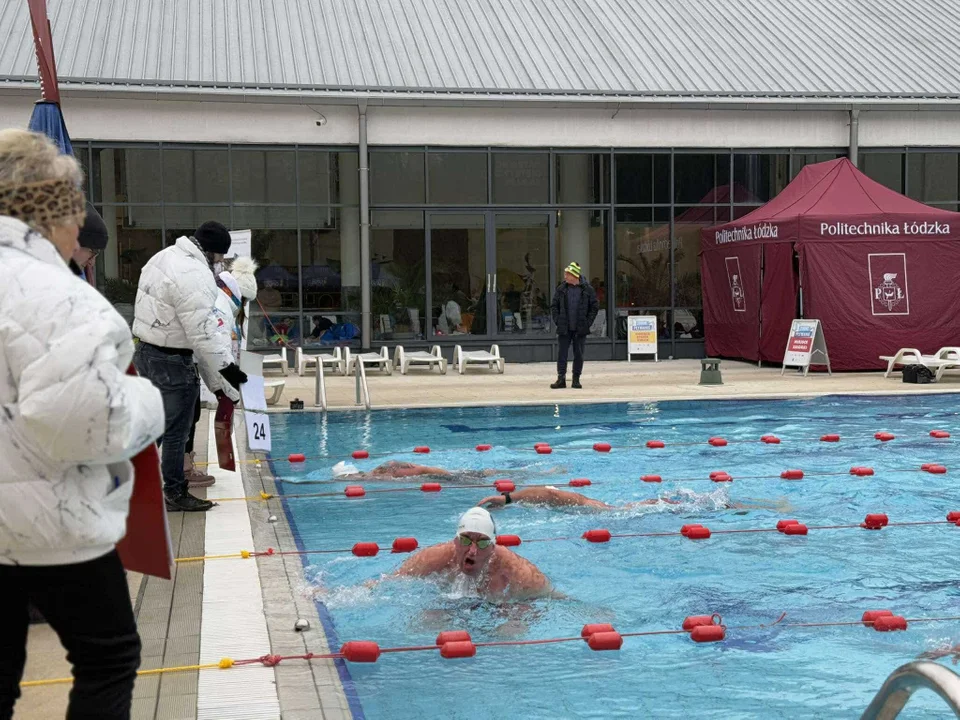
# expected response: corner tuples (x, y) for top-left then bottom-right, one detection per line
(477, 495), (507, 508)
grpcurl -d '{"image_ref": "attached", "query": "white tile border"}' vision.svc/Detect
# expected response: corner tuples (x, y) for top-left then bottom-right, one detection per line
(197, 416), (281, 720)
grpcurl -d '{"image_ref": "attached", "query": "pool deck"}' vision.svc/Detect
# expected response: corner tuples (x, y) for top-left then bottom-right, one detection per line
(16, 359), (960, 719)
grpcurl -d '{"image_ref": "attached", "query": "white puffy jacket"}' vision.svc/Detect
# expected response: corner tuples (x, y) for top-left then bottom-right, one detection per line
(0, 216), (165, 566)
(133, 236), (239, 402)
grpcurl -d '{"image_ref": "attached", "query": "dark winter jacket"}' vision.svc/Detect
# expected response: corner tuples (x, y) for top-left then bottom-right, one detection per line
(551, 280), (599, 336)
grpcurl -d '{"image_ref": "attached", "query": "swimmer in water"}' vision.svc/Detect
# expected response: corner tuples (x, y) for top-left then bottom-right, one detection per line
(333, 460), (566, 483)
(476, 486), (792, 513)
(392, 508), (553, 600)
(917, 644), (960, 664)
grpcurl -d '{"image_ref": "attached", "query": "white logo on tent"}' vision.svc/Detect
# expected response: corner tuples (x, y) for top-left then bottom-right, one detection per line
(875, 272), (905, 311)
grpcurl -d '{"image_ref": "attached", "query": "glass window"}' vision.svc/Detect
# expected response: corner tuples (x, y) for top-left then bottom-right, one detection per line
(370, 211), (425, 341)
(492, 153), (549, 204)
(861, 153), (904, 193)
(159, 148), (229, 203)
(673, 205), (730, 310)
(791, 152), (845, 179)
(163, 206), (231, 245)
(556, 210), (608, 336)
(92, 147), (161, 205)
(429, 213), (487, 336)
(672, 309), (704, 340)
(733, 153), (789, 203)
(245, 228), (301, 348)
(494, 213), (551, 335)
(428, 152), (488, 204)
(907, 152), (960, 203)
(556, 153), (609, 204)
(674, 153), (731, 204)
(614, 207), (672, 309)
(298, 150), (360, 205)
(615, 153), (669, 204)
(232, 206), (297, 230)
(370, 151), (425, 204)
(231, 150), (296, 204)
(96, 204), (163, 326)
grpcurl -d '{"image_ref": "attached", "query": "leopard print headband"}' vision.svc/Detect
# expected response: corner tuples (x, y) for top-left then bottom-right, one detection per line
(0, 178), (86, 232)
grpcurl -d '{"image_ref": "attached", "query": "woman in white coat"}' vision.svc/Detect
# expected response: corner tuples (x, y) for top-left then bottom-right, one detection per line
(0, 130), (165, 719)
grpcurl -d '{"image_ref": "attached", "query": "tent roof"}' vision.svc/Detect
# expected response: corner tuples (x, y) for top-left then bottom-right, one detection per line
(703, 158), (960, 247)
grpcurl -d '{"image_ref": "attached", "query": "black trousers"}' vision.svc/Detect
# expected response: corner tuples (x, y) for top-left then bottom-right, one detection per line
(0, 551), (141, 720)
(557, 333), (586, 377)
(185, 396), (202, 455)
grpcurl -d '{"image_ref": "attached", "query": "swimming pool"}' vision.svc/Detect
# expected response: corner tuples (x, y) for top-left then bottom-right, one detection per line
(270, 395), (960, 719)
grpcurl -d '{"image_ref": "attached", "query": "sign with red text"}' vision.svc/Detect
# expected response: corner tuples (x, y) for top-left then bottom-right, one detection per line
(781, 319), (832, 376)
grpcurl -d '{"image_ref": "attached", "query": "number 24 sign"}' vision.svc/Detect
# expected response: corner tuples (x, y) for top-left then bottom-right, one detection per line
(245, 411), (272, 451)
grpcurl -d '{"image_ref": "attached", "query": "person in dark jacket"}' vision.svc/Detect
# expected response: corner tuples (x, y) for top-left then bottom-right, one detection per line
(550, 262), (599, 389)
(69, 202), (108, 278)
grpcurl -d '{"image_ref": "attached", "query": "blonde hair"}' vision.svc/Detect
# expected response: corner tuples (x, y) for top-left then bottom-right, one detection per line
(0, 129), (82, 188)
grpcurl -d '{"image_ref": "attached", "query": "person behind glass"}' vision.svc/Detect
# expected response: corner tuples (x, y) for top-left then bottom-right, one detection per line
(0, 129), (165, 720)
(550, 262), (599, 389)
(133, 221), (247, 512)
(69, 201), (108, 280)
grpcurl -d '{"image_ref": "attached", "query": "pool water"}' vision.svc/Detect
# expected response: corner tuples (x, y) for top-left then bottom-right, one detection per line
(270, 395), (960, 719)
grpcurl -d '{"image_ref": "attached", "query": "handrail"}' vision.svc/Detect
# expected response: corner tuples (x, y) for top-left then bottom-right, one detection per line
(355, 356), (371, 410)
(861, 661), (960, 719)
(314, 354), (327, 412)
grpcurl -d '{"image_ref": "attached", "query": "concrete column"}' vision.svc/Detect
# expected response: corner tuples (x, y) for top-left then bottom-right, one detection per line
(358, 103), (371, 349)
(339, 151), (361, 288)
(558, 154), (590, 280)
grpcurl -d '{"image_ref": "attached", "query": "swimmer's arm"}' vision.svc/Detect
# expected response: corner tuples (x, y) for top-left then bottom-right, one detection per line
(394, 545), (451, 577)
(478, 487), (612, 509)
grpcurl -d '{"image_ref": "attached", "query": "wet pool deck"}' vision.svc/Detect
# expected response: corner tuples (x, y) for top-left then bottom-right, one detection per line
(16, 359), (960, 719)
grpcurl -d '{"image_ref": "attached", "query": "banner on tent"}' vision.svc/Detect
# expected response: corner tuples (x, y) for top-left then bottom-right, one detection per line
(627, 315), (658, 362)
(781, 319), (832, 376)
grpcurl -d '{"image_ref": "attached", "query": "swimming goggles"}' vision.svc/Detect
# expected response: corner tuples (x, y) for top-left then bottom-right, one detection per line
(458, 534), (493, 549)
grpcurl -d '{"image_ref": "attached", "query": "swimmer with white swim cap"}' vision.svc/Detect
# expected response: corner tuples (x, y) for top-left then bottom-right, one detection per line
(393, 507), (553, 599)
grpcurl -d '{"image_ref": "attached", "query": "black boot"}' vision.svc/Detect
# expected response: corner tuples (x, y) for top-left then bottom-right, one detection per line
(572, 376), (582, 389)
(166, 491), (215, 512)
(550, 375), (566, 389)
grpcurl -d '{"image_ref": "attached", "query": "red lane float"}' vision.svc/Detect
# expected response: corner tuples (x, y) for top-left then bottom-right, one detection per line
(641, 474), (663, 483)
(780, 469), (804, 480)
(436, 631), (471, 646)
(680, 524), (704, 536)
(709, 437), (728, 447)
(414, 446), (430, 454)
(496, 534), (521, 547)
(873, 615), (908, 632)
(875, 432), (895, 442)
(345, 485), (366, 498)
(861, 513), (889, 530)
(581, 623), (616, 638)
(691, 624), (726, 643)
(710, 471), (733, 482)
(476, 444), (492, 452)
(783, 523), (809, 535)
(593, 442), (612, 453)
(534, 443), (550, 449)
(587, 631), (623, 651)
(352, 450), (369, 459)
(392, 537), (418, 553)
(536, 446), (553, 455)
(947, 511), (960, 522)
(862, 610), (893, 626)
(647, 440), (665, 449)
(341, 641), (381, 663)
(922, 463), (947, 474)
(930, 430), (951, 439)
(440, 641), (476, 659)
(777, 519), (800, 532)
(685, 526), (711, 540)
(850, 466), (875, 477)
(494, 479), (516, 492)
(820, 434), (840, 442)
(352, 542), (379, 557)
(288, 453), (306, 463)
(682, 615), (719, 631)
(569, 478), (592, 487)
(583, 529), (612, 543)
(420, 482), (442, 492)
(761, 435), (781, 444)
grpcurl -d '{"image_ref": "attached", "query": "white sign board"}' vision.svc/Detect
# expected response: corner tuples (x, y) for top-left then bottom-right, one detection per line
(227, 229), (252, 260)
(627, 315), (658, 362)
(239, 351), (272, 452)
(781, 319), (832, 376)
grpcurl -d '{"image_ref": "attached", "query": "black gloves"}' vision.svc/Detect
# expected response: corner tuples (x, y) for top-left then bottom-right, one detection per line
(219, 363), (248, 390)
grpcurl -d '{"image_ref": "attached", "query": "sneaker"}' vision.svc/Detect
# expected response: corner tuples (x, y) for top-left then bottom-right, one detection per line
(185, 453), (215, 488)
(572, 377), (582, 389)
(165, 492), (214, 512)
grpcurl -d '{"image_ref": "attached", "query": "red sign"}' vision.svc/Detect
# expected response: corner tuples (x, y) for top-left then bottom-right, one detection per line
(789, 336), (812, 353)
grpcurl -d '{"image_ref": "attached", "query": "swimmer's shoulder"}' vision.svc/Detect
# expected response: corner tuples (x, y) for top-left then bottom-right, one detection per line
(397, 542), (453, 576)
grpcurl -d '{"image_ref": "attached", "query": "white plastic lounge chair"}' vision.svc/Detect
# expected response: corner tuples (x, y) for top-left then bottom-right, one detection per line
(880, 347), (960, 378)
(345, 347), (393, 375)
(264, 379), (285, 405)
(453, 345), (505, 375)
(395, 345), (447, 375)
(920, 357), (960, 382)
(295, 346), (346, 376)
(261, 346), (288, 376)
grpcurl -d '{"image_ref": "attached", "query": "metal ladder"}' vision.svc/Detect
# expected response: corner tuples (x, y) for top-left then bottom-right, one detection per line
(354, 356), (371, 410)
(313, 354), (327, 411)
(861, 661), (960, 719)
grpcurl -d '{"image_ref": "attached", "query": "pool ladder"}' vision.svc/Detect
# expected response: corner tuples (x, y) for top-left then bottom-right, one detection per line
(314, 352), (327, 411)
(314, 354), (372, 411)
(861, 661), (960, 719)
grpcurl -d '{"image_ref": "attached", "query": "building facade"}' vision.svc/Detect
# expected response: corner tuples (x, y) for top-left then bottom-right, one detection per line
(2, 0), (959, 361)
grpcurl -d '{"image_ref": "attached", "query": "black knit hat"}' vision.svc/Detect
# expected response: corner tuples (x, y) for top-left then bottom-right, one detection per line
(194, 221), (232, 254)
(78, 202), (108, 251)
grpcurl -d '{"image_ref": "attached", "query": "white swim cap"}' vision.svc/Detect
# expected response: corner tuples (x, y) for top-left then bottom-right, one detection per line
(332, 461), (359, 477)
(456, 507), (496, 543)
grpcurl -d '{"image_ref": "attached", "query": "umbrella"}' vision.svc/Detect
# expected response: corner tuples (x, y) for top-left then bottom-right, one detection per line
(27, 100), (73, 156)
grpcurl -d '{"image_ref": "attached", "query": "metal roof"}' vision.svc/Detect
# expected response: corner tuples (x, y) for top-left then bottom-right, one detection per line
(1, 0), (959, 102)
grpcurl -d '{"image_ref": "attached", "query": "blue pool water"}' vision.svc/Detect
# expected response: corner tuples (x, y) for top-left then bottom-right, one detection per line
(270, 395), (960, 719)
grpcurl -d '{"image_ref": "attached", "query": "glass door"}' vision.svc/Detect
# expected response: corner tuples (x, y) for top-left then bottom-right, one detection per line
(427, 212), (489, 338)
(491, 212), (552, 337)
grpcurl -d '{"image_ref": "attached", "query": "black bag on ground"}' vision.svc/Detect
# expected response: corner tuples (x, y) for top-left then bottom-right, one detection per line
(902, 364), (934, 384)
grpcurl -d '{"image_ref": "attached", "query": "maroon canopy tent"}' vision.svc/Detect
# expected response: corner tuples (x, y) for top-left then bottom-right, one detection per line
(700, 158), (960, 370)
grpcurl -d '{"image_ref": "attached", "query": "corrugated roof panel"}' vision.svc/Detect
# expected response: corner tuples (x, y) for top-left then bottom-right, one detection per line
(2, 0), (959, 99)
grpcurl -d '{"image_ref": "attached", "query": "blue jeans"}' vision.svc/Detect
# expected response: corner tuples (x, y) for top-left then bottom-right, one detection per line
(134, 344), (199, 498)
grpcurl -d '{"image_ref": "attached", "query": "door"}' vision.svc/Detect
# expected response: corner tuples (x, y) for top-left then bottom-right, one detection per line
(491, 212), (552, 337)
(428, 212), (489, 338)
